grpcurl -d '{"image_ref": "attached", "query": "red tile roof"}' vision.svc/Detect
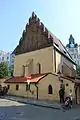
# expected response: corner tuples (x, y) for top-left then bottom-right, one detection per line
(5, 74), (46, 83)
(48, 31), (67, 52)
(48, 31), (74, 61)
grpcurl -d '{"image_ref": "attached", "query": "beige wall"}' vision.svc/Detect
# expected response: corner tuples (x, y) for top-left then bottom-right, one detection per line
(38, 74), (60, 101)
(38, 74), (75, 101)
(14, 45), (75, 78)
(55, 51), (61, 73)
(6, 74), (75, 101)
(55, 51), (76, 77)
(6, 83), (37, 99)
(60, 78), (75, 98)
(14, 46), (53, 76)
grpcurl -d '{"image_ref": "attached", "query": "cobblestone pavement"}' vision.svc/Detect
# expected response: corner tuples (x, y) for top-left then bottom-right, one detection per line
(0, 98), (80, 120)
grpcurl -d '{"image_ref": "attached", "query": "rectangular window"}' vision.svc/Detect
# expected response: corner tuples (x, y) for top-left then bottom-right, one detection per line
(74, 54), (76, 59)
(2, 57), (4, 61)
(23, 65), (25, 76)
(75, 48), (78, 52)
(70, 48), (74, 52)
(16, 85), (19, 90)
(7, 56), (9, 60)
(7, 85), (10, 90)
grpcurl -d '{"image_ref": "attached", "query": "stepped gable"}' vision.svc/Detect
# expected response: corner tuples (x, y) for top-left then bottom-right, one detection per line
(15, 12), (72, 60)
(15, 12), (53, 55)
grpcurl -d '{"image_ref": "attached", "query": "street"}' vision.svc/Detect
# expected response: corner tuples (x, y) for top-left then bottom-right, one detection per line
(0, 98), (80, 120)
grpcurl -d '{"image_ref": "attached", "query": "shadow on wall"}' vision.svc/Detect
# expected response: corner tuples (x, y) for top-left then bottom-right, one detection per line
(56, 53), (76, 78)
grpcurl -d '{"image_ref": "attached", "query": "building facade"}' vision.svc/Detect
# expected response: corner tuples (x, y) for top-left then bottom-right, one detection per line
(66, 35), (80, 65)
(0, 50), (15, 68)
(5, 12), (78, 102)
(10, 50), (15, 68)
(0, 50), (12, 67)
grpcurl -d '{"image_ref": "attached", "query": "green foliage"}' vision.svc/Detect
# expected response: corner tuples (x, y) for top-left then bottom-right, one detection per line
(76, 65), (80, 76)
(0, 62), (9, 78)
(8, 65), (14, 76)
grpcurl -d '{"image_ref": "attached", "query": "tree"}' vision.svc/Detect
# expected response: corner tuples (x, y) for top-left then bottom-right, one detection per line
(0, 62), (8, 78)
(76, 65), (80, 76)
(8, 65), (14, 77)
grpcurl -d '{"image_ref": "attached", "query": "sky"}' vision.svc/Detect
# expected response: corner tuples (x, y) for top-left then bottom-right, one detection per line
(0, 0), (80, 52)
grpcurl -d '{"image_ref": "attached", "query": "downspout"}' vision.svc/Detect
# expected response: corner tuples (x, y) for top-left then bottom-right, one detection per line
(35, 84), (38, 100)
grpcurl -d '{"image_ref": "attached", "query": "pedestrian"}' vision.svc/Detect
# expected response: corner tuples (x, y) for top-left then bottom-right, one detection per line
(0, 85), (1, 96)
(59, 80), (65, 103)
(69, 89), (73, 107)
(59, 88), (65, 103)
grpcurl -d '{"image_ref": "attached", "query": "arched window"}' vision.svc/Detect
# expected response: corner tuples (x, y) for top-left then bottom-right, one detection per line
(48, 85), (53, 94)
(16, 85), (19, 90)
(36, 63), (41, 74)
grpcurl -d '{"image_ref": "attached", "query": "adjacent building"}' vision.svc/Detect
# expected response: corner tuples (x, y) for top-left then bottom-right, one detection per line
(5, 12), (80, 103)
(0, 50), (12, 67)
(66, 35), (80, 65)
(0, 50), (15, 68)
(10, 50), (15, 68)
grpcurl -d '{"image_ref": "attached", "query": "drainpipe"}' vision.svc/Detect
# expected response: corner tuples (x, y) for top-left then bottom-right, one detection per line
(35, 84), (38, 100)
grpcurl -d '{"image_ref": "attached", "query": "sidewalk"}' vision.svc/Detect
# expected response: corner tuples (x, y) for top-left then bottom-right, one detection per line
(3, 95), (61, 109)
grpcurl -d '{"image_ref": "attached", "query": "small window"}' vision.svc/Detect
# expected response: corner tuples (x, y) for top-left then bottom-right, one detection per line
(74, 54), (76, 59)
(48, 85), (53, 94)
(38, 63), (41, 74)
(66, 83), (69, 86)
(2, 57), (4, 61)
(7, 56), (9, 60)
(16, 85), (19, 90)
(36, 63), (41, 74)
(70, 48), (74, 52)
(7, 85), (10, 90)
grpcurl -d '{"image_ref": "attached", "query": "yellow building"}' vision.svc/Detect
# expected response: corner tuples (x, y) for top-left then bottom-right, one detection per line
(5, 73), (75, 101)
(5, 12), (77, 102)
